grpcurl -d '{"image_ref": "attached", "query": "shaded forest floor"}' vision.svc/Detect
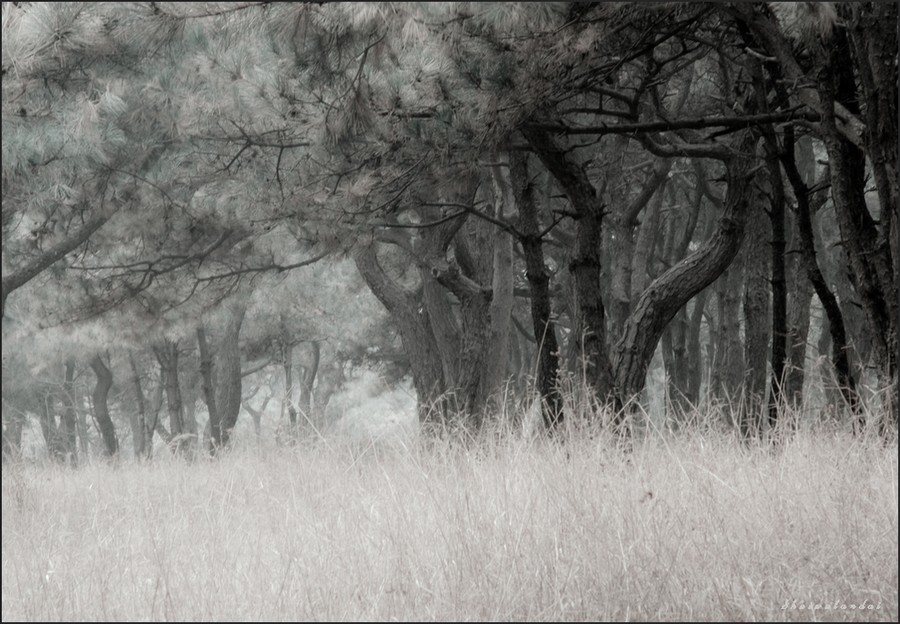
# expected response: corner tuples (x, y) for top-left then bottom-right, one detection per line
(2, 419), (897, 621)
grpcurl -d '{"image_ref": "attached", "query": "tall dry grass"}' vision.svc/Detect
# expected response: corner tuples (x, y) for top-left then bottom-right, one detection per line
(2, 413), (897, 621)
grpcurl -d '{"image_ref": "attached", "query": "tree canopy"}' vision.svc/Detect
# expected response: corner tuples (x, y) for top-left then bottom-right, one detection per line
(2, 2), (897, 460)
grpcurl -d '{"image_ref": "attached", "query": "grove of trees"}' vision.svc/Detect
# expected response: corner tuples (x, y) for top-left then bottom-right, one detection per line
(2, 2), (897, 462)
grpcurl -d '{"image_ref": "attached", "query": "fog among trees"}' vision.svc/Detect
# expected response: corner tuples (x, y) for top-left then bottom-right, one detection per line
(2, 2), (897, 461)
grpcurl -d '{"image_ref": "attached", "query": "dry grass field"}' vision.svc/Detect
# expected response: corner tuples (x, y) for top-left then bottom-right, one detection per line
(2, 418), (897, 621)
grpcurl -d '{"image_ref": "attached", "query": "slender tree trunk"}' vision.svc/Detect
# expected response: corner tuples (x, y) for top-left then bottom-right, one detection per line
(37, 391), (64, 462)
(765, 148), (787, 428)
(685, 290), (708, 407)
(741, 177), (771, 437)
(1, 410), (25, 461)
(89, 355), (118, 456)
(197, 326), (221, 450)
(298, 341), (320, 422)
(128, 354), (147, 457)
(62, 359), (78, 464)
(510, 152), (564, 429)
(482, 168), (515, 415)
(711, 261), (745, 408)
(214, 301), (246, 447)
(155, 340), (187, 454)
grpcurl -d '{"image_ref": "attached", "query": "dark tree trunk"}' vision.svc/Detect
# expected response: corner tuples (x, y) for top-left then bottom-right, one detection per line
(742, 192), (771, 438)
(685, 290), (708, 407)
(155, 340), (188, 454)
(62, 359), (79, 464)
(509, 152), (564, 429)
(483, 174), (515, 415)
(848, 4), (898, 330)
(280, 333), (297, 428)
(89, 355), (118, 456)
(128, 354), (150, 458)
(37, 392), (63, 461)
(764, 145), (788, 428)
(298, 341), (320, 423)
(711, 261), (744, 407)
(197, 326), (221, 450)
(214, 302), (246, 447)
(820, 24), (896, 428)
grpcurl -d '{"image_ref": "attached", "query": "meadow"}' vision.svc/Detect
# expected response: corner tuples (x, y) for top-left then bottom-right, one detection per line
(2, 417), (897, 622)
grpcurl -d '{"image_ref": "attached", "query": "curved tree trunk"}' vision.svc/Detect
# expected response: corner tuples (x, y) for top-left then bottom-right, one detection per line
(354, 244), (446, 423)
(613, 130), (759, 404)
(89, 355), (118, 456)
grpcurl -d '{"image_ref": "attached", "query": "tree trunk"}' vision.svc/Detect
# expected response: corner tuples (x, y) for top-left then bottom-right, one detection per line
(764, 145), (788, 428)
(298, 341), (320, 423)
(197, 326), (222, 450)
(355, 243), (446, 424)
(482, 165), (515, 415)
(423, 277), (461, 389)
(742, 187), (771, 437)
(128, 354), (149, 458)
(509, 152), (564, 429)
(37, 391), (65, 462)
(155, 340), (188, 454)
(89, 355), (118, 456)
(214, 301), (246, 447)
(62, 359), (79, 464)
(711, 260), (744, 407)
(1, 410), (25, 461)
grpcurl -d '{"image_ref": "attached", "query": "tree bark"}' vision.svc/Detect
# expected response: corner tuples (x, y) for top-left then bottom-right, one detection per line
(482, 165), (515, 415)
(298, 341), (319, 421)
(741, 183), (771, 437)
(355, 244), (447, 424)
(155, 340), (188, 454)
(37, 391), (64, 462)
(214, 301), (246, 447)
(89, 355), (118, 456)
(197, 326), (222, 450)
(128, 354), (149, 458)
(819, 29), (897, 419)
(62, 359), (79, 464)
